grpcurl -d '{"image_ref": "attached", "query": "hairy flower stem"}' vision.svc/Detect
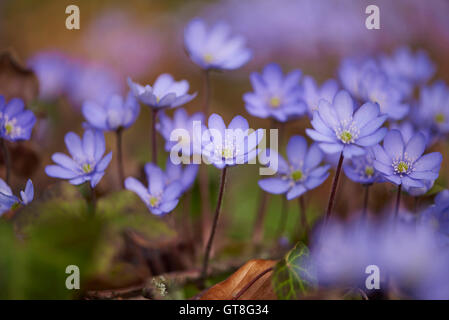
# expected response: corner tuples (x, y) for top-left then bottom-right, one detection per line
(361, 184), (370, 220)
(251, 191), (269, 247)
(232, 266), (274, 300)
(324, 152), (344, 223)
(151, 109), (158, 164)
(116, 128), (125, 188)
(87, 184), (97, 217)
(199, 69), (212, 247)
(1, 139), (11, 184)
(200, 167), (228, 285)
(394, 184), (402, 224)
(295, 196), (309, 240)
(203, 69), (211, 116)
(275, 197), (289, 241)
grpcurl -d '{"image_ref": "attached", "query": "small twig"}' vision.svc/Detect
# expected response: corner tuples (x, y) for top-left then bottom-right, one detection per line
(1, 139), (11, 184)
(151, 109), (158, 164)
(232, 267), (274, 300)
(116, 128), (125, 188)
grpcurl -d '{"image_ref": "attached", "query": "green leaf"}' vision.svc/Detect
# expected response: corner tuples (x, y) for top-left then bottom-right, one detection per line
(272, 242), (317, 300)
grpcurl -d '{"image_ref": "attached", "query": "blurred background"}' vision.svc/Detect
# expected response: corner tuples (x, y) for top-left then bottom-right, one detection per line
(1, 0), (449, 299)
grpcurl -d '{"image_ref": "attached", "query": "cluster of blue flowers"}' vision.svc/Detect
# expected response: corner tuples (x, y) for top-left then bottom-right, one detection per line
(12, 16), (449, 299)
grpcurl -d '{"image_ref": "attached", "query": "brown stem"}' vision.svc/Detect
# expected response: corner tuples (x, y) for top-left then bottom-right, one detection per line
(116, 128), (125, 188)
(151, 109), (158, 164)
(251, 191), (269, 247)
(394, 184), (402, 224)
(361, 184), (370, 220)
(296, 196), (309, 239)
(324, 152), (344, 223)
(232, 267), (274, 300)
(275, 197), (288, 240)
(200, 167), (228, 284)
(203, 69), (211, 116)
(1, 139), (11, 184)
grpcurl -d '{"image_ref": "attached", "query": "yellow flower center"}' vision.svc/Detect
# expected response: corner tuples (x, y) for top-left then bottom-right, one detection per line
(340, 131), (353, 143)
(365, 166), (374, 177)
(5, 123), (13, 134)
(291, 170), (303, 181)
(149, 196), (159, 207)
(82, 163), (93, 173)
(222, 147), (234, 159)
(435, 113), (445, 124)
(397, 161), (408, 173)
(204, 53), (214, 63)
(269, 96), (281, 108)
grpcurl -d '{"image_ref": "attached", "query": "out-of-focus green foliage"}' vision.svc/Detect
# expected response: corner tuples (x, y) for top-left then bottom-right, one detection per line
(0, 184), (176, 299)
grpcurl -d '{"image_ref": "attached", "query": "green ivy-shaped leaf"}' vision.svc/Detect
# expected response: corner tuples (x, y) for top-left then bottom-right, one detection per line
(272, 242), (317, 300)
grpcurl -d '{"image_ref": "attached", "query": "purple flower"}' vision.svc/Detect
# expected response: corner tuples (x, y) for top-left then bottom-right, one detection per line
(28, 51), (72, 100)
(243, 63), (306, 122)
(339, 58), (379, 100)
(124, 163), (182, 216)
(157, 108), (204, 157)
(0, 96), (36, 142)
(128, 74), (196, 110)
(420, 190), (449, 247)
(45, 130), (112, 188)
(82, 92), (140, 131)
(301, 75), (338, 118)
(379, 47), (435, 86)
(184, 18), (252, 71)
(306, 90), (387, 159)
(202, 113), (263, 169)
(415, 81), (449, 135)
(162, 158), (198, 193)
(373, 130), (442, 189)
(343, 147), (383, 185)
(0, 179), (34, 215)
(258, 135), (330, 200)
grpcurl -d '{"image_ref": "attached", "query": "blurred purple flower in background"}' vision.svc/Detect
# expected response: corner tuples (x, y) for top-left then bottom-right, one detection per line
(373, 130), (442, 189)
(128, 74), (196, 110)
(45, 130), (112, 188)
(82, 92), (140, 132)
(125, 163), (182, 216)
(184, 18), (252, 70)
(415, 81), (449, 135)
(301, 76), (338, 118)
(258, 135), (330, 200)
(306, 91), (387, 158)
(0, 96), (36, 142)
(0, 178), (34, 215)
(163, 158), (198, 194)
(343, 147), (383, 185)
(379, 46), (436, 86)
(157, 108), (204, 156)
(201, 114), (263, 169)
(420, 190), (449, 247)
(243, 63), (306, 122)
(28, 51), (72, 100)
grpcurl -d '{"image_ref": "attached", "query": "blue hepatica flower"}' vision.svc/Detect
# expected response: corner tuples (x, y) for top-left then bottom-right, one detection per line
(373, 130), (442, 189)
(343, 147), (383, 185)
(157, 108), (205, 157)
(0, 96), (36, 142)
(243, 63), (306, 122)
(125, 163), (183, 216)
(380, 47), (435, 86)
(82, 92), (140, 131)
(128, 74), (196, 110)
(163, 159), (199, 194)
(420, 190), (449, 247)
(258, 135), (330, 200)
(416, 81), (449, 135)
(0, 178), (34, 216)
(202, 113), (264, 169)
(45, 130), (112, 188)
(301, 75), (338, 118)
(184, 18), (252, 71)
(306, 90), (388, 159)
